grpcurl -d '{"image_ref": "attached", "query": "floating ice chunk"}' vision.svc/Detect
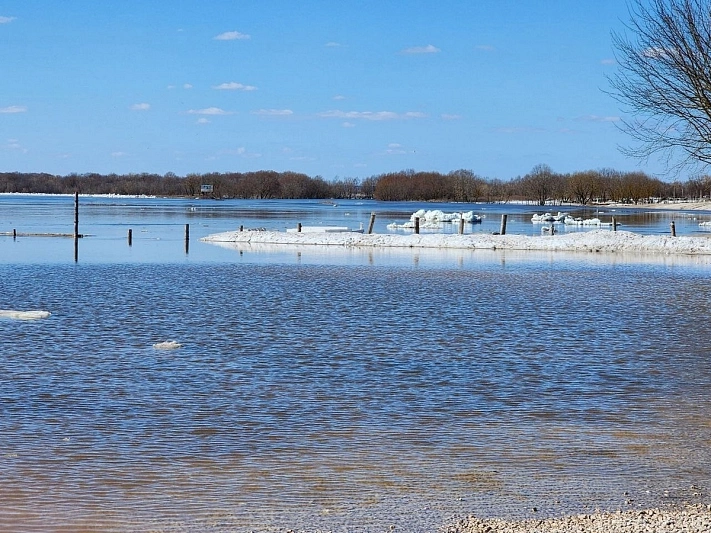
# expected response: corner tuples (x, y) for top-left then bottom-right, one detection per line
(153, 340), (182, 350)
(0, 309), (51, 320)
(532, 212), (567, 223)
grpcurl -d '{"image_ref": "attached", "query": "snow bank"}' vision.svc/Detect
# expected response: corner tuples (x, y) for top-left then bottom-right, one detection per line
(201, 229), (711, 255)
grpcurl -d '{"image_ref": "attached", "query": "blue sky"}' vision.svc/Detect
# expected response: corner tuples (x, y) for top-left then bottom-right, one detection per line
(0, 1), (668, 181)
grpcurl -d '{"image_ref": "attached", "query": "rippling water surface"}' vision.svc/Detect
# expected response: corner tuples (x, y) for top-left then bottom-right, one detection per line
(1, 197), (711, 532)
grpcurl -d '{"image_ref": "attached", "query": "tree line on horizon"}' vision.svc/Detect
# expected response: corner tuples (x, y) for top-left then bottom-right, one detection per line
(1, 165), (710, 205)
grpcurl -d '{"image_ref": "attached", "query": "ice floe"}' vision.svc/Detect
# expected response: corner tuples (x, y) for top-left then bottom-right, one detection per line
(0, 309), (51, 320)
(531, 212), (567, 223)
(153, 340), (182, 350)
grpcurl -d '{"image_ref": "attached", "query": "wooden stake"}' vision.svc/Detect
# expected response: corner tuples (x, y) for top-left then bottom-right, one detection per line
(367, 213), (376, 234)
(500, 214), (508, 235)
(74, 191), (79, 239)
(74, 191), (79, 262)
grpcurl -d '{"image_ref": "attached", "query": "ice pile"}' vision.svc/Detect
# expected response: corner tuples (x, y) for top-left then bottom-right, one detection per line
(531, 212), (567, 223)
(388, 209), (482, 229)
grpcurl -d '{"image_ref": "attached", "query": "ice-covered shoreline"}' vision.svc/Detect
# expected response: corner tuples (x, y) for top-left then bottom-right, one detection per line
(202, 229), (711, 255)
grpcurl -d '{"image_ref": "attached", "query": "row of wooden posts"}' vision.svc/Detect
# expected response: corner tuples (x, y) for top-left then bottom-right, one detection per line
(8, 196), (682, 256)
(287, 213), (513, 235)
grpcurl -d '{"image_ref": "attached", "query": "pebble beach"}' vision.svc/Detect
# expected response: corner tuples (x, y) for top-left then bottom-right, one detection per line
(445, 505), (711, 533)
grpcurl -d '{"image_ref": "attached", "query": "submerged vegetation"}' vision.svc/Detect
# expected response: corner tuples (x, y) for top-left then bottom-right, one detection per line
(1, 165), (710, 204)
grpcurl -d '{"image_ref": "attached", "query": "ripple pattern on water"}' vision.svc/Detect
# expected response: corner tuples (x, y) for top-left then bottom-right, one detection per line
(1, 260), (710, 531)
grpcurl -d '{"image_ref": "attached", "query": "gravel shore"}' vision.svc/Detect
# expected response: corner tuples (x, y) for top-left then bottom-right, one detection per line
(444, 504), (711, 533)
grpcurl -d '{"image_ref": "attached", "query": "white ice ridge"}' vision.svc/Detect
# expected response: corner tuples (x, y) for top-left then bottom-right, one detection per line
(201, 229), (711, 255)
(153, 340), (182, 350)
(0, 309), (51, 320)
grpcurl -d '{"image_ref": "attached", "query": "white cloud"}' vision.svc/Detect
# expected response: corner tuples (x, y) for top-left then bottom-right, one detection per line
(251, 109), (294, 116)
(475, 45), (495, 52)
(183, 83), (193, 89)
(577, 114), (620, 123)
(319, 110), (426, 121)
(3, 138), (27, 153)
(196, 118), (210, 124)
(130, 103), (150, 111)
(214, 30), (250, 41)
(223, 146), (261, 158)
(495, 126), (546, 134)
(385, 143), (407, 155)
(441, 113), (462, 120)
(213, 82), (257, 91)
(0, 105), (27, 113)
(401, 44), (440, 54)
(342, 122), (356, 128)
(0, 16), (16, 24)
(111, 151), (127, 158)
(187, 107), (233, 115)
(333, 95), (346, 101)
(601, 58), (616, 65)
(642, 46), (668, 58)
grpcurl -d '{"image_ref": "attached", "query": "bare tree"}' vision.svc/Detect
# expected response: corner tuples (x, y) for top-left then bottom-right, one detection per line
(522, 164), (557, 205)
(609, 0), (711, 172)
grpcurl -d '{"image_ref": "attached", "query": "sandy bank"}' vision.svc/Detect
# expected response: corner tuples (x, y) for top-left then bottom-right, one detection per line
(444, 504), (711, 533)
(202, 229), (711, 255)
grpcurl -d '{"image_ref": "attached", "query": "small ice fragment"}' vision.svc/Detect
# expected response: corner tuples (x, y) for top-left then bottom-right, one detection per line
(0, 309), (51, 320)
(152, 340), (182, 350)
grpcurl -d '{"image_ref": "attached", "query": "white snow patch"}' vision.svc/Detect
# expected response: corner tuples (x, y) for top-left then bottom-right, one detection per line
(201, 229), (711, 255)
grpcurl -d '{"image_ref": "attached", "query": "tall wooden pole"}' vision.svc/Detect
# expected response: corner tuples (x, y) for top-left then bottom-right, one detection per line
(74, 191), (79, 262)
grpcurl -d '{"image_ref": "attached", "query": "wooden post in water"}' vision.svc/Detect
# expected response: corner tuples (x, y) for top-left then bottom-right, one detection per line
(128, 229), (133, 246)
(670, 221), (676, 236)
(184, 223), (190, 254)
(459, 214), (464, 235)
(500, 214), (508, 235)
(612, 217), (617, 231)
(74, 191), (79, 238)
(12, 229), (16, 240)
(74, 191), (79, 262)
(367, 212), (376, 234)
(415, 217), (420, 234)
(239, 225), (244, 232)
(297, 222), (302, 233)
